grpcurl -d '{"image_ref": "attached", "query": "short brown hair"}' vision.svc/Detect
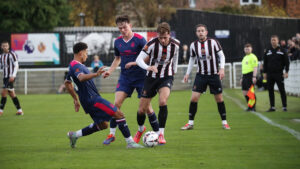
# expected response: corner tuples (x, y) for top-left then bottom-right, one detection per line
(244, 43), (252, 48)
(271, 35), (279, 40)
(157, 22), (170, 34)
(195, 24), (208, 31)
(115, 15), (130, 24)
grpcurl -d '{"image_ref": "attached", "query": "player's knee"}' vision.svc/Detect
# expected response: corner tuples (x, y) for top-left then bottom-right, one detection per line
(114, 110), (125, 119)
(97, 122), (108, 130)
(214, 95), (223, 103)
(159, 100), (167, 106)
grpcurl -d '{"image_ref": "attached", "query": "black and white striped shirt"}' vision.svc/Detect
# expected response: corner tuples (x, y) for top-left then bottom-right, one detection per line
(142, 37), (180, 78)
(190, 38), (224, 75)
(0, 51), (19, 78)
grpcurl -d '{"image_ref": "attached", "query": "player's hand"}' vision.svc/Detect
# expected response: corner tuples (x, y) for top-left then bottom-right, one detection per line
(283, 72), (288, 79)
(263, 73), (267, 80)
(125, 62), (136, 69)
(102, 71), (111, 78)
(252, 77), (257, 84)
(183, 74), (189, 83)
(74, 100), (80, 112)
(218, 68), (225, 80)
(9, 77), (15, 83)
(96, 66), (106, 76)
(147, 66), (158, 73)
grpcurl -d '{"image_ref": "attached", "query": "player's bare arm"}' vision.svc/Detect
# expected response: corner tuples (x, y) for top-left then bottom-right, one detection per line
(125, 55), (150, 69)
(65, 80), (80, 112)
(78, 67), (106, 82)
(103, 56), (121, 78)
(218, 68), (225, 80)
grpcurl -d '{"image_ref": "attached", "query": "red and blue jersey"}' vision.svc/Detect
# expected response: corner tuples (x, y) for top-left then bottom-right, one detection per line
(114, 33), (147, 81)
(66, 60), (99, 113)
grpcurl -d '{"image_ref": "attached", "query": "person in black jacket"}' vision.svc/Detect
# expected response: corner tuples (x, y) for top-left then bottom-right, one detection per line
(263, 35), (289, 112)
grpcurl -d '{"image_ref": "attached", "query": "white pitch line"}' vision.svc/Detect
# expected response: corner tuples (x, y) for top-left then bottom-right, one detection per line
(224, 92), (300, 141)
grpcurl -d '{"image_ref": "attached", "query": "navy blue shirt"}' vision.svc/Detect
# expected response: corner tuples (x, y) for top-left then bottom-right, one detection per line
(114, 33), (147, 81)
(66, 60), (99, 113)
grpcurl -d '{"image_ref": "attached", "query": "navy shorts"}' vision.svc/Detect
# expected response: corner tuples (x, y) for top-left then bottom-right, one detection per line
(116, 75), (144, 98)
(3, 78), (14, 90)
(192, 74), (222, 95)
(141, 76), (174, 98)
(87, 96), (118, 124)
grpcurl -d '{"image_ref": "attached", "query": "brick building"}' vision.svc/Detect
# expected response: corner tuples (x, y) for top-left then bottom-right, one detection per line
(190, 0), (300, 17)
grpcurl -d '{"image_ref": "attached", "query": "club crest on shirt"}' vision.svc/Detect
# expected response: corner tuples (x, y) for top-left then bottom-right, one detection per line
(75, 68), (80, 72)
(143, 45), (148, 51)
(131, 42), (135, 48)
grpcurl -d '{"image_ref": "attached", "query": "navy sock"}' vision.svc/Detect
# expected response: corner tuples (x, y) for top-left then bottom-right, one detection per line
(217, 102), (226, 120)
(158, 105), (168, 128)
(116, 118), (131, 138)
(148, 112), (159, 132)
(189, 102), (197, 120)
(137, 111), (146, 126)
(0, 97), (7, 109)
(82, 123), (100, 136)
(110, 118), (117, 128)
(12, 97), (21, 109)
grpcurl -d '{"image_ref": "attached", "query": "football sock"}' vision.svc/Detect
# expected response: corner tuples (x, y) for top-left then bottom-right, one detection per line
(217, 101), (227, 121)
(81, 123), (100, 137)
(159, 128), (165, 135)
(0, 97), (7, 109)
(148, 112), (159, 132)
(188, 120), (194, 125)
(222, 120), (228, 125)
(109, 118), (117, 135)
(158, 105), (168, 128)
(12, 97), (21, 109)
(137, 111), (146, 125)
(189, 102), (197, 120)
(116, 118), (131, 138)
(125, 136), (134, 143)
(75, 130), (82, 137)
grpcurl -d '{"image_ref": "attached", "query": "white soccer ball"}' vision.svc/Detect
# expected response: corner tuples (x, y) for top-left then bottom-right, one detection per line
(143, 131), (159, 147)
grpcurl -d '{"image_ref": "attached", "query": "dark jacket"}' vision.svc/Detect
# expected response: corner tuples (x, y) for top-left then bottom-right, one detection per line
(263, 46), (289, 74)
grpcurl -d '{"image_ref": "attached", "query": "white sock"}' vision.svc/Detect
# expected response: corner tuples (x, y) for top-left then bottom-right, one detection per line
(0, 109), (3, 113)
(109, 128), (116, 135)
(222, 120), (228, 125)
(138, 125), (144, 132)
(75, 130), (82, 138)
(159, 128), (164, 135)
(125, 136), (133, 143)
(188, 120), (194, 125)
(17, 109), (22, 112)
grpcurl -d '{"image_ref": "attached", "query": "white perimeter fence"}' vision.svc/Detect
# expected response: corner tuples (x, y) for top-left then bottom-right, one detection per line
(1, 61), (299, 96)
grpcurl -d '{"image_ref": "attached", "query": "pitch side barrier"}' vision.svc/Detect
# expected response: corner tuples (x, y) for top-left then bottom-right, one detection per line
(1, 61), (299, 96)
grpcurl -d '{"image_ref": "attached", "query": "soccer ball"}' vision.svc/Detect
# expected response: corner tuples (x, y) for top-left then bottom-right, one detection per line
(143, 131), (159, 147)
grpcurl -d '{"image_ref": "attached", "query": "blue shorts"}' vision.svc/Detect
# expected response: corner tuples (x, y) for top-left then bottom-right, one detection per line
(115, 75), (144, 98)
(87, 96), (118, 124)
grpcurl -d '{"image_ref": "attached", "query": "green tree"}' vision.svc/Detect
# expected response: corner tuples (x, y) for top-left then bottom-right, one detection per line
(0, 0), (71, 32)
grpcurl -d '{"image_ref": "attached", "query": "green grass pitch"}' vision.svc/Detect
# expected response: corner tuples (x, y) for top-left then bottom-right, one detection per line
(0, 89), (300, 169)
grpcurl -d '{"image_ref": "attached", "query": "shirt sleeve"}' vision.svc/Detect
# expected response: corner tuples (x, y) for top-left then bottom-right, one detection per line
(65, 70), (72, 82)
(190, 43), (196, 58)
(142, 41), (153, 55)
(252, 54), (258, 68)
(73, 64), (84, 78)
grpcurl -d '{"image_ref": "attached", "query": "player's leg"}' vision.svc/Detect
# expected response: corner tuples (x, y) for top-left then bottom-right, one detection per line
(214, 93), (230, 129)
(181, 91), (201, 130)
(274, 74), (287, 111)
(182, 74), (207, 130)
(8, 84), (23, 115)
(134, 97), (152, 143)
(103, 89), (128, 144)
(157, 86), (171, 144)
(68, 121), (108, 148)
(146, 103), (159, 133)
(0, 78), (9, 115)
(112, 110), (143, 148)
(267, 74), (276, 112)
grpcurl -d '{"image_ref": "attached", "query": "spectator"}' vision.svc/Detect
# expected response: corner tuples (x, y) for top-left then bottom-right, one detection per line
(91, 55), (104, 90)
(280, 39), (288, 53)
(288, 40), (299, 61)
